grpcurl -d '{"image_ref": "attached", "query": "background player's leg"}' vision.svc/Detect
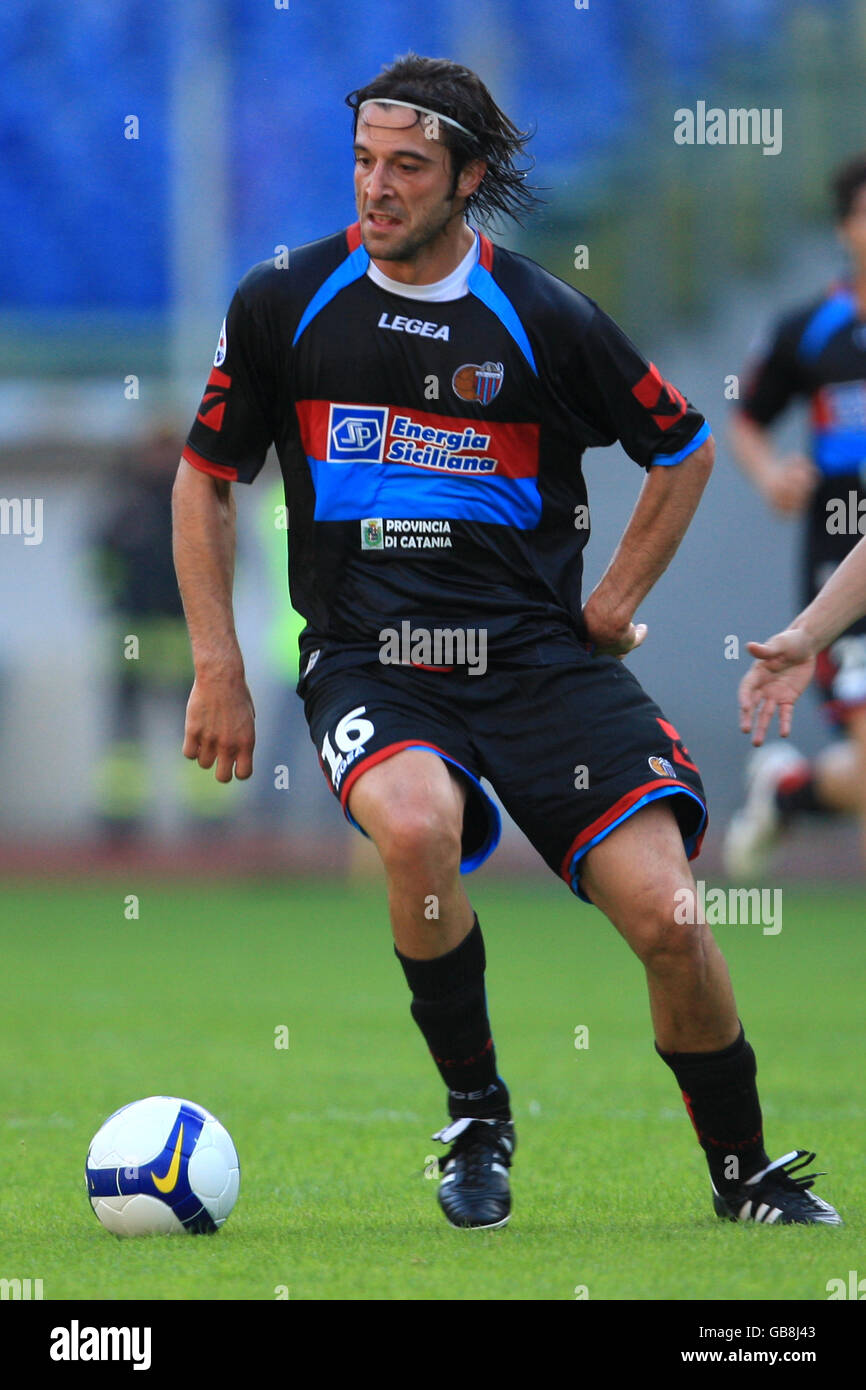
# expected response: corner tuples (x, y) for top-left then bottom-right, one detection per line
(812, 710), (866, 864)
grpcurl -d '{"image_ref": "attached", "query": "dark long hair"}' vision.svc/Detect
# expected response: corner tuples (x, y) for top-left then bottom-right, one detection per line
(346, 53), (542, 226)
(831, 152), (866, 223)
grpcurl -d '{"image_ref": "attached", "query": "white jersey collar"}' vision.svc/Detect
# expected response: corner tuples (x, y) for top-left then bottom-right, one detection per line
(366, 228), (479, 302)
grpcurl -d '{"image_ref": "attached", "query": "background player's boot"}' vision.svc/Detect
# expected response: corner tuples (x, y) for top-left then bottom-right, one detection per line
(712, 1149), (842, 1225)
(433, 1117), (515, 1229)
(722, 743), (809, 878)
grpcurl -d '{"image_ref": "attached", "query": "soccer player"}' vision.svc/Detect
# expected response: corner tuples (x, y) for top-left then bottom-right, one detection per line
(92, 423), (194, 840)
(725, 154), (866, 878)
(739, 531), (866, 745)
(172, 54), (840, 1228)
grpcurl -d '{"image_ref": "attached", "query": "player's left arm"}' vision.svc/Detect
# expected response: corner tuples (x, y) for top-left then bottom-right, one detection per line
(582, 437), (714, 655)
(571, 303), (714, 656)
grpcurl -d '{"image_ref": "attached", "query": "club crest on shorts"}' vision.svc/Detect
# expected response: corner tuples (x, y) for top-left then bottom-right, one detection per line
(648, 755), (676, 778)
(452, 361), (504, 405)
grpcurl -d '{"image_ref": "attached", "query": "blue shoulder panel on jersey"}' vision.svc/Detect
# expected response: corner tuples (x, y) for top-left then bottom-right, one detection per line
(467, 262), (538, 375)
(292, 243), (370, 346)
(797, 289), (856, 362)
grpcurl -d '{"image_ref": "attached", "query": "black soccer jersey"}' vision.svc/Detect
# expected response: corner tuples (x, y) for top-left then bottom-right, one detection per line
(739, 283), (866, 476)
(739, 282), (866, 696)
(184, 224), (709, 672)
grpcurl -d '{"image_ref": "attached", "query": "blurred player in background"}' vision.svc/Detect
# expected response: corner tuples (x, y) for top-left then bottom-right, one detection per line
(173, 54), (840, 1230)
(94, 422), (232, 840)
(93, 423), (191, 839)
(726, 154), (866, 876)
(739, 531), (866, 744)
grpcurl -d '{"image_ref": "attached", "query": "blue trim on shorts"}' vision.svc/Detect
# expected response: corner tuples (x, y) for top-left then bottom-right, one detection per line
(567, 785), (708, 903)
(343, 742), (502, 874)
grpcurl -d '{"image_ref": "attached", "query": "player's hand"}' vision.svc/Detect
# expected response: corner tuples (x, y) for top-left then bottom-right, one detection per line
(737, 628), (816, 745)
(762, 454), (818, 516)
(183, 674), (256, 781)
(582, 597), (648, 658)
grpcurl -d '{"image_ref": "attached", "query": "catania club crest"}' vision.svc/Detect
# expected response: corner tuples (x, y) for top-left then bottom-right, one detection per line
(452, 361), (504, 405)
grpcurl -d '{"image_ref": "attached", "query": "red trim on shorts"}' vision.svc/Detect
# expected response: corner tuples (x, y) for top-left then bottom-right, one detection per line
(776, 765), (812, 796)
(181, 445), (238, 481)
(816, 646), (866, 723)
(478, 233), (494, 271)
(338, 739), (451, 811)
(346, 221), (362, 252)
(823, 695), (866, 725)
(559, 777), (704, 883)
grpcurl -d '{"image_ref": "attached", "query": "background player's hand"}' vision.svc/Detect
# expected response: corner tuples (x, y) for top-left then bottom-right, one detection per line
(582, 595), (648, 658)
(183, 673), (256, 781)
(761, 453), (818, 516)
(738, 628), (817, 745)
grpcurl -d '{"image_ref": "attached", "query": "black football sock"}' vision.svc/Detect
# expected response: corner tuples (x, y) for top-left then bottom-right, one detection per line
(774, 763), (831, 819)
(656, 1025), (769, 1192)
(395, 915), (511, 1121)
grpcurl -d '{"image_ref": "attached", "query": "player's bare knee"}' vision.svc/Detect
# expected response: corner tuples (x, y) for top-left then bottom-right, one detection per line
(373, 799), (463, 879)
(630, 896), (708, 968)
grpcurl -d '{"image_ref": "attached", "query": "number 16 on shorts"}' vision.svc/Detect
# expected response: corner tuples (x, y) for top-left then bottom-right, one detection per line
(320, 705), (375, 791)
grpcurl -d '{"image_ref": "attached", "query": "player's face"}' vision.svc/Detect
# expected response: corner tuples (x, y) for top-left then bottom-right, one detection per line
(353, 104), (477, 263)
(838, 185), (866, 267)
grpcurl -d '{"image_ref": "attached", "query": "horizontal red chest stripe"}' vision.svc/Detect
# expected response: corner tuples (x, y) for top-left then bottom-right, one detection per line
(295, 400), (540, 479)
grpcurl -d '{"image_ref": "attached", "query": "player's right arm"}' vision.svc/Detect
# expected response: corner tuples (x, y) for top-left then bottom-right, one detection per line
(739, 532), (866, 743)
(172, 460), (255, 782)
(728, 311), (818, 515)
(173, 270), (277, 781)
(728, 412), (817, 515)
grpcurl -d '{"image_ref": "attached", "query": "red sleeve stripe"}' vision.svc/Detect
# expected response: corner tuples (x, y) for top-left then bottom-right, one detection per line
(181, 444), (238, 481)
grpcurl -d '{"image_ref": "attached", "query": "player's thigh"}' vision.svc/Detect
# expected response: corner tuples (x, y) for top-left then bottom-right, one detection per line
(347, 746), (467, 853)
(479, 655), (707, 903)
(301, 661), (500, 871)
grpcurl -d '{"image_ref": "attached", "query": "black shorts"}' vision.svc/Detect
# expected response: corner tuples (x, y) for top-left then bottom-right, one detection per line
(805, 478), (866, 723)
(301, 647), (707, 904)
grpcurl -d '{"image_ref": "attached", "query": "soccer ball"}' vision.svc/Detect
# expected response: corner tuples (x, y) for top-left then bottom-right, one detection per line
(85, 1096), (240, 1236)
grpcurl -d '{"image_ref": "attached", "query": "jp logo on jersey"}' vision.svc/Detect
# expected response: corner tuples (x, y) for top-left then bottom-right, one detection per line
(328, 404), (388, 462)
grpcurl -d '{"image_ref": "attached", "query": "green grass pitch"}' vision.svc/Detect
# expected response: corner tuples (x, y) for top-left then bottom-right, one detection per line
(0, 879), (862, 1301)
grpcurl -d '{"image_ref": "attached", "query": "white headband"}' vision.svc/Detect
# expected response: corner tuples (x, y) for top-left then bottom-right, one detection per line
(358, 98), (474, 141)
